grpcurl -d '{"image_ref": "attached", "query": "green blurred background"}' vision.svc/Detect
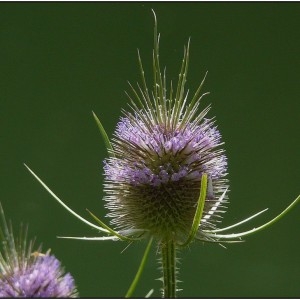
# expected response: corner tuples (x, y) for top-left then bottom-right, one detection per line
(1, 2), (299, 298)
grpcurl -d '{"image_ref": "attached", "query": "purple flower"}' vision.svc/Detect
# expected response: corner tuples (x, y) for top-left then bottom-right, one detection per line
(0, 204), (78, 298)
(103, 42), (229, 243)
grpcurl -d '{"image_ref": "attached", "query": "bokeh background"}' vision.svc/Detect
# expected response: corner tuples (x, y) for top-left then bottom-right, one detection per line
(1, 2), (299, 298)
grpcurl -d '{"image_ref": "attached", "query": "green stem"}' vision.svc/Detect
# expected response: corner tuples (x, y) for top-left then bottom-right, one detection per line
(161, 239), (177, 298)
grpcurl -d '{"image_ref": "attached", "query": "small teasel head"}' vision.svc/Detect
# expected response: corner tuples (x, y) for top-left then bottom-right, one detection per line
(0, 203), (78, 298)
(103, 14), (229, 244)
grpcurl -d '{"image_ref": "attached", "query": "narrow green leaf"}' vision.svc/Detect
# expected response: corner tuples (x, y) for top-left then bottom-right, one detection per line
(24, 163), (109, 233)
(92, 111), (114, 157)
(177, 173), (207, 247)
(208, 208), (269, 233)
(204, 194), (300, 240)
(86, 209), (135, 242)
(57, 236), (118, 241)
(125, 237), (153, 298)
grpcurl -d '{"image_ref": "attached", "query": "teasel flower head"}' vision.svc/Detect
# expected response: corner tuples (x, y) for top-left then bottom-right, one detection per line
(103, 47), (228, 243)
(0, 203), (78, 298)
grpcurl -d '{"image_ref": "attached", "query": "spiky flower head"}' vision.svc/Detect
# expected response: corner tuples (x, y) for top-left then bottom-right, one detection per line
(0, 204), (78, 298)
(103, 18), (228, 244)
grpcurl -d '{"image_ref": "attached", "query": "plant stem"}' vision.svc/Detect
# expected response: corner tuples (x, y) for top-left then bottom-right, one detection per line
(161, 238), (177, 298)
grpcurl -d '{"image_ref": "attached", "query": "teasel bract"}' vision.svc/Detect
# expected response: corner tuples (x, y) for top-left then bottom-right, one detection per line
(0, 203), (78, 297)
(25, 11), (299, 298)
